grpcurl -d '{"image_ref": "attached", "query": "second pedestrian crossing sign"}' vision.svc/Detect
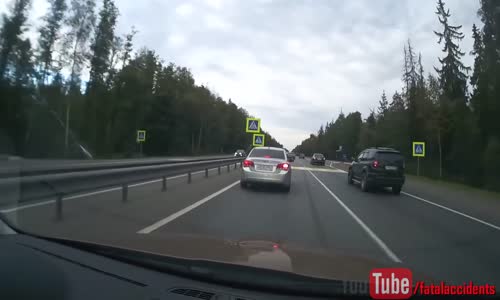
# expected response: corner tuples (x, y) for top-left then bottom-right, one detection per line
(253, 134), (265, 146)
(246, 118), (261, 133)
(412, 142), (425, 157)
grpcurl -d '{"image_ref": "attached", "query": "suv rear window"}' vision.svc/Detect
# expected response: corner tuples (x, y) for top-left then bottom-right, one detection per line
(250, 149), (286, 159)
(314, 154), (324, 158)
(376, 152), (404, 164)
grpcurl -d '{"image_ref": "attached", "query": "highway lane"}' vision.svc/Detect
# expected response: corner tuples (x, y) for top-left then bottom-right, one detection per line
(2, 157), (500, 286)
(311, 160), (500, 286)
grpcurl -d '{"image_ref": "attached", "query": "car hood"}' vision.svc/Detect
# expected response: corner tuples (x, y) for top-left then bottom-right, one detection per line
(60, 232), (428, 282)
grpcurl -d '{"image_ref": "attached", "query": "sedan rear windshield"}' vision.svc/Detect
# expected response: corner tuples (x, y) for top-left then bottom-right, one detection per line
(376, 152), (404, 163)
(249, 149), (286, 159)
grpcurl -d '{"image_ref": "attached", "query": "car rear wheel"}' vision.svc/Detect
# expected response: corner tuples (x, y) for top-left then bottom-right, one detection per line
(282, 183), (291, 193)
(360, 173), (369, 192)
(240, 181), (247, 189)
(347, 170), (353, 185)
(392, 185), (402, 195)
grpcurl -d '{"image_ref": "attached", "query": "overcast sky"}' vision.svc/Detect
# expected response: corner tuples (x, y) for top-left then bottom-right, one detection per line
(1, 0), (481, 150)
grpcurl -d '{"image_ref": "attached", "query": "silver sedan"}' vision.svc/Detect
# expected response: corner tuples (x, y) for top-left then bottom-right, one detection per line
(240, 147), (292, 192)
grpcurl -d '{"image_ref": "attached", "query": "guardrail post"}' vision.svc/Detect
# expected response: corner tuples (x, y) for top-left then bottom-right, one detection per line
(122, 184), (128, 202)
(234, 162), (237, 169)
(188, 171), (192, 183)
(162, 176), (167, 191)
(218, 166), (221, 175)
(55, 194), (63, 220)
(227, 164), (230, 172)
(240, 161), (243, 169)
(205, 168), (208, 178)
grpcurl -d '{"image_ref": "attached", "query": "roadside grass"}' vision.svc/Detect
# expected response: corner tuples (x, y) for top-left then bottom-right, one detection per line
(406, 174), (500, 200)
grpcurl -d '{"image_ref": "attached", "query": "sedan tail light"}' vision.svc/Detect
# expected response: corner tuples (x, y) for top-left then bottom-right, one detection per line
(243, 160), (254, 167)
(277, 162), (290, 171)
(372, 160), (379, 168)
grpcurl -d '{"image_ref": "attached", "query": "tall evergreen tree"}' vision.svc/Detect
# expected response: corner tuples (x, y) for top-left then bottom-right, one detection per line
(433, 0), (470, 103)
(37, 0), (67, 84)
(377, 90), (388, 119)
(0, 0), (31, 80)
(87, 0), (118, 90)
(477, 0), (500, 140)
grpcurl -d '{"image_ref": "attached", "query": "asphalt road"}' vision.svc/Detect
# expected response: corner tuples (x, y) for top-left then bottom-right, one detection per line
(2, 157), (500, 286)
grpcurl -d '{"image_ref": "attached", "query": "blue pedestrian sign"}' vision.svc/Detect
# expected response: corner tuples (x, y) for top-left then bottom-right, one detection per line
(246, 117), (261, 133)
(412, 142), (425, 157)
(253, 134), (265, 146)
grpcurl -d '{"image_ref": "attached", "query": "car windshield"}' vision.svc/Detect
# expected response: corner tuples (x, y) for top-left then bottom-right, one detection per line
(1, 0), (500, 296)
(249, 149), (285, 160)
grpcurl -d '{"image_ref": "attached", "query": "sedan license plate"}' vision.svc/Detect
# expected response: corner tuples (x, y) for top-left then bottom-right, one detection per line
(256, 164), (273, 171)
(385, 166), (398, 171)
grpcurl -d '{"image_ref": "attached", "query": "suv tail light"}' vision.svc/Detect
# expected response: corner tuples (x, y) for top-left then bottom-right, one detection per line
(243, 160), (254, 167)
(372, 160), (379, 168)
(277, 162), (290, 171)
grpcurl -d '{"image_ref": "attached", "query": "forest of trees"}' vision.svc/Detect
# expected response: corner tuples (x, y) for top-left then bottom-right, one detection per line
(0, 0), (282, 159)
(294, 0), (500, 190)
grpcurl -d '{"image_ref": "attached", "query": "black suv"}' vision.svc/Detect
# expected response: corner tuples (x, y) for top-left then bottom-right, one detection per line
(348, 147), (405, 194)
(310, 153), (326, 165)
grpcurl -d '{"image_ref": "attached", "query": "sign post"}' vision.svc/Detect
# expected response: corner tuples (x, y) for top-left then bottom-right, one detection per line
(412, 142), (425, 176)
(137, 130), (146, 155)
(253, 134), (265, 147)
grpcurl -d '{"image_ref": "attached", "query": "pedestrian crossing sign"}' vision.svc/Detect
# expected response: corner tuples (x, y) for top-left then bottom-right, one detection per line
(246, 117), (261, 133)
(253, 134), (265, 146)
(137, 130), (146, 143)
(412, 142), (425, 157)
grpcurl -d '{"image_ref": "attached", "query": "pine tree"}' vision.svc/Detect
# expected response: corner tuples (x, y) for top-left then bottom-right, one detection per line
(13, 38), (33, 86)
(87, 0), (118, 91)
(377, 90), (388, 118)
(477, 0), (500, 140)
(0, 0), (31, 80)
(37, 0), (67, 84)
(433, 0), (470, 103)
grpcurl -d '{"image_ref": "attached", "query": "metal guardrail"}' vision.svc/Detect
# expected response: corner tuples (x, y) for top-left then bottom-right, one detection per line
(0, 155), (235, 178)
(0, 156), (244, 220)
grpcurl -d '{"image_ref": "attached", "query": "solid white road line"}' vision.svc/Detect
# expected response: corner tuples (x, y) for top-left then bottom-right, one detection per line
(0, 167), (223, 214)
(137, 180), (240, 234)
(307, 170), (402, 263)
(402, 191), (500, 232)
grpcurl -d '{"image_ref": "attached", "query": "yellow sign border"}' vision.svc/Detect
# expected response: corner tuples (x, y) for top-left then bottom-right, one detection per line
(137, 130), (146, 142)
(412, 142), (425, 157)
(246, 118), (261, 133)
(253, 134), (265, 146)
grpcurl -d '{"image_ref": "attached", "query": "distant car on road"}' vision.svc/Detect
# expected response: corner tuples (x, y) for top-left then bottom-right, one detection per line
(240, 147), (291, 192)
(234, 149), (247, 157)
(287, 152), (296, 162)
(310, 153), (325, 165)
(299, 153), (305, 159)
(348, 147), (405, 194)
